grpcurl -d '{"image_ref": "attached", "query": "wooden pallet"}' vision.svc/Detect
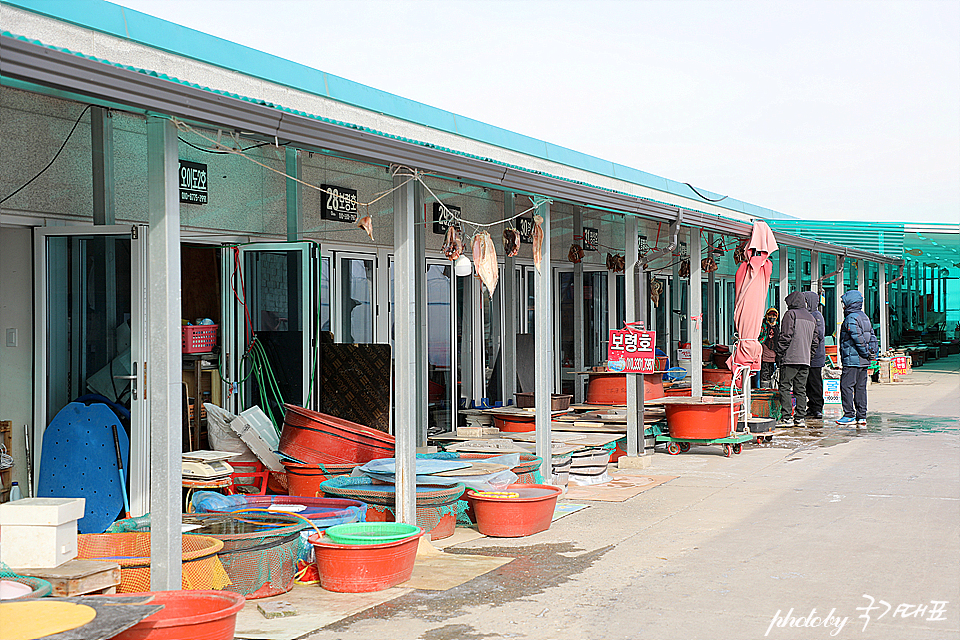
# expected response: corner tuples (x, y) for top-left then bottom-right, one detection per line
(17, 559), (121, 597)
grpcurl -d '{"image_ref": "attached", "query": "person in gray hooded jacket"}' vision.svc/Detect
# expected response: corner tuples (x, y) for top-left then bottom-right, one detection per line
(802, 291), (827, 419)
(776, 291), (821, 427)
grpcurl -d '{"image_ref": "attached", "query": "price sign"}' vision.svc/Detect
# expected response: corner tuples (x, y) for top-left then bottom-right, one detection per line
(607, 329), (657, 373)
(582, 227), (599, 252)
(321, 184), (359, 222)
(179, 160), (207, 205)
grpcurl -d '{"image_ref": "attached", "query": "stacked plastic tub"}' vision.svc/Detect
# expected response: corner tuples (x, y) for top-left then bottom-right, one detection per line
(280, 405), (394, 464)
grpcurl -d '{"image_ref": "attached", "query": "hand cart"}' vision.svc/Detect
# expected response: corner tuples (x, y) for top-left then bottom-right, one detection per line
(654, 365), (759, 457)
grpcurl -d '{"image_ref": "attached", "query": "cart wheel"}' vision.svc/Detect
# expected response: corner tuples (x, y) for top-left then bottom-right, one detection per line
(733, 443), (743, 455)
(722, 443), (732, 457)
(666, 441), (681, 455)
(679, 442), (691, 453)
(764, 435), (773, 443)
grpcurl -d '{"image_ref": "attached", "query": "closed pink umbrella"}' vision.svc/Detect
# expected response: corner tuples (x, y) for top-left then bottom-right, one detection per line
(727, 221), (779, 373)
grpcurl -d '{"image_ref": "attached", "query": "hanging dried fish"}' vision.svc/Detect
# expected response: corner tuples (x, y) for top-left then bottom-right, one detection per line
(503, 228), (521, 257)
(679, 259), (690, 278)
(442, 225), (464, 260)
(532, 214), (544, 271)
(568, 244), (584, 264)
(615, 255), (625, 273)
(357, 215), (374, 242)
(733, 238), (748, 264)
(701, 256), (718, 273)
(650, 280), (663, 307)
(606, 253), (616, 270)
(473, 231), (499, 297)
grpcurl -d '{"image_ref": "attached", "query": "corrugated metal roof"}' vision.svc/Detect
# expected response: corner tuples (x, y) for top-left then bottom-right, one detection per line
(765, 220), (904, 257)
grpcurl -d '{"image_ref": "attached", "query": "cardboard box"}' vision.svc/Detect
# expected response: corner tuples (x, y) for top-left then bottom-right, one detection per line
(0, 497), (85, 568)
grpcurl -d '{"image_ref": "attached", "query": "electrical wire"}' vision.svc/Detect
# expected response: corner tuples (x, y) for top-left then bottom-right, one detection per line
(178, 136), (270, 155)
(684, 183), (728, 203)
(1, 104), (92, 204)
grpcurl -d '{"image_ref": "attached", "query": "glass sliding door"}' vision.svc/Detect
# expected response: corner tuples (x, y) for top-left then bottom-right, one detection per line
(335, 253), (376, 344)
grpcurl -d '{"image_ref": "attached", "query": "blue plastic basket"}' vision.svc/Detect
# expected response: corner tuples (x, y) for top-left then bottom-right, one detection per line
(664, 367), (687, 382)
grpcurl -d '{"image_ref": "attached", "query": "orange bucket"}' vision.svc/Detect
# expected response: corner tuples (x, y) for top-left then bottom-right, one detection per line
(108, 590), (244, 640)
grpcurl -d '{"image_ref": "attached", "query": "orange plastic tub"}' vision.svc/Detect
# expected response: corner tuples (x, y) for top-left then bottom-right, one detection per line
(283, 462), (358, 496)
(493, 415), (536, 432)
(584, 372), (665, 405)
(465, 484), (562, 537)
(665, 402), (738, 440)
(108, 590), (245, 640)
(308, 529), (423, 592)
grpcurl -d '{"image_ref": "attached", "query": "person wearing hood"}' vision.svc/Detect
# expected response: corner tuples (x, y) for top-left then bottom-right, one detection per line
(837, 290), (878, 426)
(776, 291), (821, 427)
(759, 307), (780, 389)
(802, 291), (827, 419)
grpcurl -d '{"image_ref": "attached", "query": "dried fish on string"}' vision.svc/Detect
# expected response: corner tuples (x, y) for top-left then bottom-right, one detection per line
(532, 214), (545, 271)
(357, 215), (374, 242)
(568, 244), (584, 264)
(606, 253), (616, 270)
(473, 231), (499, 297)
(701, 256), (718, 273)
(503, 228), (521, 257)
(679, 259), (690, 278)
(650, 279), (663, 307)
(442, 225), (464, 260)
(616, 255), (625, 273)
(733, 238), (748, 264)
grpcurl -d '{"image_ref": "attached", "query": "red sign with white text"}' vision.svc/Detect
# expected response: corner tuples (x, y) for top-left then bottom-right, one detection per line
(607, 329), (657, 373)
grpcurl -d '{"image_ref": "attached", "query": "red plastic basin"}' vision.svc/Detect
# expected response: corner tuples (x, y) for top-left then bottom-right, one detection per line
(493, 416), (536, 432)
(108, 590), (245, 640)
(665, 402), (736, 440)
(284, 462), (359, 497)
(281, 405), (394, 464)
(584, 373), (665, 405)
(466, 484), (562, 537)
(308, 529), (423, 592)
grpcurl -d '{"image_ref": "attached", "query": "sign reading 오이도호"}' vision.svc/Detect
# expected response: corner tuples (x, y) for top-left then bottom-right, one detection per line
(321, 185), (359, 223)
(432, 203), (462, 234)
(179, 160), (207, 204)
(607, 329), (657, 374)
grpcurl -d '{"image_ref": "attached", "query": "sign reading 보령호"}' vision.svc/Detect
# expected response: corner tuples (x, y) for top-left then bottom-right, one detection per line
(607, 329), (657, 373)
(179, 160), (207, 204)
(321, 185), (359, 223)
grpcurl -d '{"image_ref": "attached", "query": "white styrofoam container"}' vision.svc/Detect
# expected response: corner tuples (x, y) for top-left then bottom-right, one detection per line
(232, 406), (284, 473)
(0, 497), (85, 568)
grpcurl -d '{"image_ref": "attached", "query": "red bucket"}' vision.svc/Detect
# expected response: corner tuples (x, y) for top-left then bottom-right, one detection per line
(108, 590), (244, 640)
(465, 484), (562, 537)
(493, 416), (536, 432)
(308, 529), (423, 592)
(283, 462), (358, 497)
(666, 402), (739, 440)
(585, 373), (664, 405)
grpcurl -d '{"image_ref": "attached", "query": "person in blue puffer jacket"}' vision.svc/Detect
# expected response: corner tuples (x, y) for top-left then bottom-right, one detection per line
(837, 290), (878, 426)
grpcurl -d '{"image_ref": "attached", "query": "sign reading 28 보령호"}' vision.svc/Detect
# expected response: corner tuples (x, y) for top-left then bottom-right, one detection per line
(607, 329), (657, 373)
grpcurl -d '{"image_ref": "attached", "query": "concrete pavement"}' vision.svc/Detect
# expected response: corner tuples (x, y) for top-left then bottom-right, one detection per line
(299, 356), (959, 640)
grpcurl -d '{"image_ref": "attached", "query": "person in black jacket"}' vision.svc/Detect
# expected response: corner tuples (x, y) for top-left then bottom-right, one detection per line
(776, 291), (821, 428)
(802, 291), (827, 420)
(837, 290), (879, 426)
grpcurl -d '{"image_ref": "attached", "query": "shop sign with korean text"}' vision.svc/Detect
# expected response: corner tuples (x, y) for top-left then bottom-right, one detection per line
(582, 227), (599, 252)
(607, 329), (657, 373)
(179, 160), (208, 204)
(432, 203), (462, 234)
(892, 355), (909, 375)
(321, 185), (359, 222)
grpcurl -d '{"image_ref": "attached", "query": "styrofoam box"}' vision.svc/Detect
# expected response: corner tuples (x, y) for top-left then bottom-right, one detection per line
(0, 497), (85, 568)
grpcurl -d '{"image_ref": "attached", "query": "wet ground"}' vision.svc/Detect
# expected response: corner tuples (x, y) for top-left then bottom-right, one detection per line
(301, 358), (958, 640)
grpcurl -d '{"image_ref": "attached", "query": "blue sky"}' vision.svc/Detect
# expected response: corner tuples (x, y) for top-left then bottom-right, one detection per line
(114, 0), (960, 224)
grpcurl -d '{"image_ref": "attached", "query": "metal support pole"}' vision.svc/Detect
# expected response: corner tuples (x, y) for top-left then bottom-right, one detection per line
(794, 247), (803, 294)
(573, 207), (585, 404)
(625, 214), (645, 458)
(449, 263), (460, 430)
(857, 259), (865, 297)
(905, 260), (912, 328)
(707, 233), (717, 344)
(91, 106), (115, 226)
(810, 250), (820, 294)
(285, 147), (301, 242)
(689, 228), (703, 398)
(779, 248), (789, 313)
(146, 116), (182, 591)
(834, 256), (845, 343)
(502, 193), (518, 403)
(533, 199), (553, 480)
(413, 183), (427, 447)
(879, 264), (888, 353)
(392, 172), (418, 524)
(669, 249), (680, 362)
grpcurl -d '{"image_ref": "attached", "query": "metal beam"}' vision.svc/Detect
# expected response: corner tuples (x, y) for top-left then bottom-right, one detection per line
(879, 263), (888, 353)
(146, 116), (181, 591)
(533, 200), (553, 480)
(285, 147), (301, 241)
(624, 214), (644, 457)
(0, 34), (903, 267)
(573, 207), (585, 404)
(502, 193), (518, 404)
(689, 228), (703, 398)
(91, 106), (115, 225)
(392, 172), (418, 524)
